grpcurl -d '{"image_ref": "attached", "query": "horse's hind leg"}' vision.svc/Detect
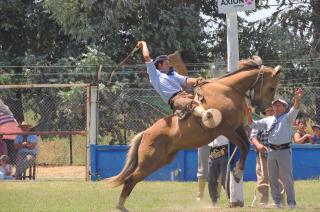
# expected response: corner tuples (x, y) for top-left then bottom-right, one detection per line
(116, 141), (177, 211)
(116, 168), (148, 212)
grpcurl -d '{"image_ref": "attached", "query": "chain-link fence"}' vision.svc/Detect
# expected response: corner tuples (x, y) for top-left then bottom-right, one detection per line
(0, 83), (88, 180)
(96, 62), (320, 145)
(277, 86), (320, 124)
(0, 62), (319, 179)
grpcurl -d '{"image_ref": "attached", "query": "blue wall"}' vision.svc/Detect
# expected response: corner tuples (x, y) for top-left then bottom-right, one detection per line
(90, 144), (320, 181)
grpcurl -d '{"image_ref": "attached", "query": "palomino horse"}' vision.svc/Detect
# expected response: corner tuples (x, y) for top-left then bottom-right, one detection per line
(105, 56), (281, 211)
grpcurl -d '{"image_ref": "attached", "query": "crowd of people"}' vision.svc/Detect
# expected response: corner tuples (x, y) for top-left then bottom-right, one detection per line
(0, 121), (38, 180)
(293, 119), (320, 144)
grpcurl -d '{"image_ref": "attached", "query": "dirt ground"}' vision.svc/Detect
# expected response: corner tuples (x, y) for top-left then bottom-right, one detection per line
(35, 165), (86, 180)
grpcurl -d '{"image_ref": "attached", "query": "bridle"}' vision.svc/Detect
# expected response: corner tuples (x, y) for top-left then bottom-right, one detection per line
(246, 65), (265, 103)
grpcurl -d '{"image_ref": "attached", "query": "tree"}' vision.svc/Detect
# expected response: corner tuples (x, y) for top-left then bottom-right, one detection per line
(44, 0), (210, 63)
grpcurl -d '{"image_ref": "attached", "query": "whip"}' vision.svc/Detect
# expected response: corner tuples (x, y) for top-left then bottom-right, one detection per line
(108, 45), (140, 84)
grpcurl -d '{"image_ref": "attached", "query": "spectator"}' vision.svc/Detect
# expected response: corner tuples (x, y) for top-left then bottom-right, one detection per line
(311, 124), (320, 144)
(251, 87), (303, 209)
(196, 145), (210, 201)
(207, 135), (229, 207)
(0, 133), (8, 156)
(0, 155), (13, 180)
(250, 106), (285, 207)
(293, 119), (312, 144)
(14, 121), (38, 180)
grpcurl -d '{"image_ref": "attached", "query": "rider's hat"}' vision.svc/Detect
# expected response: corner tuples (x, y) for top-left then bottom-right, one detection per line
(154, 55), (169, 67)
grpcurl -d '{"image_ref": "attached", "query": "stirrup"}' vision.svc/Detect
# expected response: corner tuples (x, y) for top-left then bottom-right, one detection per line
(202, 108), (221, 128)
(198, 108), (222, 128)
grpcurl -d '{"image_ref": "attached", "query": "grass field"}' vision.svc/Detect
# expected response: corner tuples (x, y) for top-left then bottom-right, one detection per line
(0, 180), (319, 212)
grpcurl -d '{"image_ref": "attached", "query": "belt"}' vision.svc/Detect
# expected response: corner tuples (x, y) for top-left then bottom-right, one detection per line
(268, 142), (291, 150)
(168, 91), (183, 109)
(210, 145), (228, 159)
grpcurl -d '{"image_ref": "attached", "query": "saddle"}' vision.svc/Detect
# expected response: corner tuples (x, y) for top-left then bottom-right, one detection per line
(175, 80), (222, 128)
(174, 80), (209, 119)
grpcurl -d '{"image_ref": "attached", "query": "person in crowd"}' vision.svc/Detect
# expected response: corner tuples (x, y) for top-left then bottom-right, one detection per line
(293, 119), (312, 144)
(250, 87), (303, 209)
(0, 133), (8, 156)
(14, 121), (38, 180)
(311, 124), (320, 144)
(250, 106), (273, 206)
(250, 106), (285, 207)
(196, 145), (210, 201)
(207, 135), (229, 207)
(136, 41), (220, 128)
(0, 155), (13, 180)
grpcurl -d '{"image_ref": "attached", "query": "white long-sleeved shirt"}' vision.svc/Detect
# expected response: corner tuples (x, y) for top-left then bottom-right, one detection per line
(146, 60), (187, 103)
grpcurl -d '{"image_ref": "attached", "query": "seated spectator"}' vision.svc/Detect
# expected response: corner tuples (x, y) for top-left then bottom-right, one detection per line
(293, 119), (312, 144)
(0, 155), (13, 180)
(14, 121), (38, 180)
(0, 133), (8, 156)
(311, 124), (320, 144)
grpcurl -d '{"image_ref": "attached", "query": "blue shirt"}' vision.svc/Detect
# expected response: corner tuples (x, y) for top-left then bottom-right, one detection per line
(15, 134), (38, 155)
(251, 107), (299, 145)
(312, 135), (320, 144)
(146, 60), (187, 103)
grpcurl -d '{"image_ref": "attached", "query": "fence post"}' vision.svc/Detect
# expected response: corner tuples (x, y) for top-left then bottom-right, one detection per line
(86, 85), (98, 181)
(69, 134), (73, 165)
(90, 85), (98, 145)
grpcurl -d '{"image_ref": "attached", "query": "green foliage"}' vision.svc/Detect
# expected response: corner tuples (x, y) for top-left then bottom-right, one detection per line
(44, 0), (208, 62)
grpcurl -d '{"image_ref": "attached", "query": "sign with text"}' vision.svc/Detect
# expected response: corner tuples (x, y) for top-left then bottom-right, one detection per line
(218, 0), (256, 13)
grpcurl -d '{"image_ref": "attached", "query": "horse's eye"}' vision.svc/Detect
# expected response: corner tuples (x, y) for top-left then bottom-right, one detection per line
(269, 87), (275, 92)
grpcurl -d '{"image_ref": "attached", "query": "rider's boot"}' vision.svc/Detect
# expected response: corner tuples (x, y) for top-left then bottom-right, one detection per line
(192, 106), (222, 128)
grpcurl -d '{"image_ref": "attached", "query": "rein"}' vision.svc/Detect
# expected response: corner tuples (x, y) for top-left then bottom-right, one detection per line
(197, 66), (265, 104)
(246, 65), (265, 102)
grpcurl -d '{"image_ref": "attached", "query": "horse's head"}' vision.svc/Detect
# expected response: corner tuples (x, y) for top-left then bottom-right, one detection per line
(251, 64), (282, 113)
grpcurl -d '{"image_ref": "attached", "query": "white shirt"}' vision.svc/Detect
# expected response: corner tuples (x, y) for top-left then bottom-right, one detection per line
(146, 60), (187, 103)
(251, 107), (299, 145)
(208, 135), (229, 147)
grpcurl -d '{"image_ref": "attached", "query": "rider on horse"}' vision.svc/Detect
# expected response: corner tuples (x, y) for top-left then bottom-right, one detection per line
(137, 41), (221, 128)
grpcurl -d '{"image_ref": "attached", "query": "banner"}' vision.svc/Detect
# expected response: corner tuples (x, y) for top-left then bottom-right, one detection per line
(218, 0), (256, 14)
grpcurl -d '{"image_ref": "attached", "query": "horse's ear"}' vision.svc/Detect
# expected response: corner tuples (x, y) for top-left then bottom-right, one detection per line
(273, 65), (282, 77)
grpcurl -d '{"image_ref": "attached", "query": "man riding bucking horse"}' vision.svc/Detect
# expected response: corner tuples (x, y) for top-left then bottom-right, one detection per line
(137, 41), (221, 128)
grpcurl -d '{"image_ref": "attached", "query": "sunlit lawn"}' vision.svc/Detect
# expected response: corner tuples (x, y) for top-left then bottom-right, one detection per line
(0, 180), (319, 212)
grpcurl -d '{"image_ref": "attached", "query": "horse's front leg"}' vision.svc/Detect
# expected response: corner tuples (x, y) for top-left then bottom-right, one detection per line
(225, 125), (250, 182)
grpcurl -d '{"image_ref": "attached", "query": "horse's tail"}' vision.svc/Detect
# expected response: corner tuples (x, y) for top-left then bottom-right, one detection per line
(104, 131), (143, 188)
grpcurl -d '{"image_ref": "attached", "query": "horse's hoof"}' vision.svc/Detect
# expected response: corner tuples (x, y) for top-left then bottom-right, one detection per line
(232, 166), (243, 183)
(116, 205), (129, 212)
(201, 108), (222, 128)
(229, 201), (244, 208)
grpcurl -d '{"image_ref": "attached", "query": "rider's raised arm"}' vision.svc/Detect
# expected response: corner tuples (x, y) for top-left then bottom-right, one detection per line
(137, 41), (151, 63)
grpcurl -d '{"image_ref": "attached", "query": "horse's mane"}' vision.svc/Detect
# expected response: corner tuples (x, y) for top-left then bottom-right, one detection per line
(218, 56), (263, 79)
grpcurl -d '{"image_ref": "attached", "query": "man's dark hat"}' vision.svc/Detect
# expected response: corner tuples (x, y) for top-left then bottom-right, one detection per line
(154, 55), (169, 66)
